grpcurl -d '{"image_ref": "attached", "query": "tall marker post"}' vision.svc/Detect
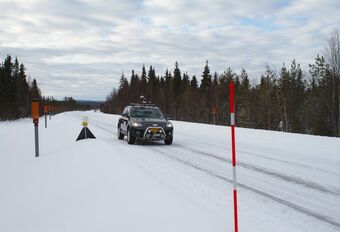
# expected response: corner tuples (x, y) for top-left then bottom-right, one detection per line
(229, 81), (238, 232)
(32, 99), (39, 158)
(49, 105), (52, 120)
(44, 105), (48, 128)
(212, 106), (217, 125)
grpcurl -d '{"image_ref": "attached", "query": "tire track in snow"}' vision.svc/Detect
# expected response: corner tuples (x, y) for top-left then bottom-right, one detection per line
(173, 144), (340, 196)
(177, 134), (336, 175)
(147, 146), (340, 230)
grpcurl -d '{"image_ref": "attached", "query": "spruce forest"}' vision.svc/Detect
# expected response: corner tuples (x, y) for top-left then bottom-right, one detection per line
(102, 30), (340, 137)
(0, 55), (86, 120)
(0, 55), (41, 120)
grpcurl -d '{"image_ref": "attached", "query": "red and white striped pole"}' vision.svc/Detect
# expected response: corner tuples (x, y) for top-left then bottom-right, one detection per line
(229, 81), (238, 232)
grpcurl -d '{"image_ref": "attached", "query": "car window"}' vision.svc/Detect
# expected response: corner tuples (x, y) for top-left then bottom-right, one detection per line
(122, 107), (128, 115)
(130, 107), (164, 119)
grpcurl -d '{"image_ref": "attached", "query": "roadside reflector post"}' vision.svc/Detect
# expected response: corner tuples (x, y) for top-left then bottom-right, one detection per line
(32, 99), (39, 158)
(44, 105), (48, 128)
(229, 81), (238, 232)
(49, 105), (52, 120)
(76, 116), (96, 141)
(82, 116), (88, 139)
(212, 106), (217, 125)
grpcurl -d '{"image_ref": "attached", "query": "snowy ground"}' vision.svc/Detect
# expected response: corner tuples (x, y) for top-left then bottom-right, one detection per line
(1, 111), (340, 232)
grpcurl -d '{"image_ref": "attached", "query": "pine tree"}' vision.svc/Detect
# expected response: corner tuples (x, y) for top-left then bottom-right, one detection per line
(304, 55), (337, 136)
(212, 72), (219, 102)
(256, 67), (277, 130)
(199, 60), (213, 123)
(180, 72), (191, 121)
(190, 75), (198, 89)
(140, 65), (147, 97)
(1, 55), (16, 119)
(218, 67), (235, 125)
(173, 62), (182, 97)
(303, 66), (321, 134)
(164, 69), (174, 115)
(290, 60), (305, 132)
(188, 75), (200, 121)
(306, 55), (328, 135)
(30, 79), (41, 100)
(17, 63), (30, 117)
(147, 65), (157, 102)
(173, 62), (182, 119)
(117, 73), (129, 111)
(238, 68), (251, 127)
(200, 60), (212, 92)
(129, 69), (139, 102)
(182, 72), (190, 90)
(278, 63), (292, 131)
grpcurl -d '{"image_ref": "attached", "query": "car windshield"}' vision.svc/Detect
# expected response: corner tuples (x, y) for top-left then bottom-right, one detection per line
(130, 107), (164, 119)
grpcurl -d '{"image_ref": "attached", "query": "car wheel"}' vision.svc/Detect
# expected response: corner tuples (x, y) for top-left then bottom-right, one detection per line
(117, 125), (124, 140)
(164, 136), (173, 145)
(127, 127), (136, 144)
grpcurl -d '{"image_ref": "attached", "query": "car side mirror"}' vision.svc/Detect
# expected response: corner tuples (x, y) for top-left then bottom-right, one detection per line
(165, 114), (171, 120)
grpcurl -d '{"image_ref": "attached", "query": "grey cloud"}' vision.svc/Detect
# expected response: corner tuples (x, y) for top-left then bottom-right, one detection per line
(1, 0), (339, 99)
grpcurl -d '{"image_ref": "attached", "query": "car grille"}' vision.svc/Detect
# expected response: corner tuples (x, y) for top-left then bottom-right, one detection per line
(143, 122), (165, 128)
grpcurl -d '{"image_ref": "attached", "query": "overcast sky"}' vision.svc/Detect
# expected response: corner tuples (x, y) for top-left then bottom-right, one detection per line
(0, 0), (339, 100)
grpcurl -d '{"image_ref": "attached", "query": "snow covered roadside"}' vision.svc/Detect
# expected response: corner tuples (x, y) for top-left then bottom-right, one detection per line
(79, 111), (340, 232)
(1, 110), (340, 232)
(0, 113), (225, 232)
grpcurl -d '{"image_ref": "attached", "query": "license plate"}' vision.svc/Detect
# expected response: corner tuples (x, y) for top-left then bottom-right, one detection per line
(151, 128), (159, 133)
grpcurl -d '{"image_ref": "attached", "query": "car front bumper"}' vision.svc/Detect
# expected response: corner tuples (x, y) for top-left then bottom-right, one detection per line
(130, 126), (173, 140)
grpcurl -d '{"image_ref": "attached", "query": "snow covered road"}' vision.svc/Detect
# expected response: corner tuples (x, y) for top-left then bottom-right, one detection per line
(1, 111), (340, 231)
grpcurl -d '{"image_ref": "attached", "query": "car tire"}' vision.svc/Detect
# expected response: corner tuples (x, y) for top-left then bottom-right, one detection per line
(127, 127), (136, 144)
(164, 136), (173, 145)
(117, 125), (124, 140)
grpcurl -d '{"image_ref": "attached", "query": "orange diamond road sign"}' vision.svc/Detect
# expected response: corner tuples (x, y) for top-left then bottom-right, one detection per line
(212, 106), (217, 115)
(32, 100), (39, 122)
(44, 105), (48, 114)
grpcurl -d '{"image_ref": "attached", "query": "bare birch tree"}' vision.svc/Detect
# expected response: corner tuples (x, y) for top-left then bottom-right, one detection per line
(324, 28), (340, 136)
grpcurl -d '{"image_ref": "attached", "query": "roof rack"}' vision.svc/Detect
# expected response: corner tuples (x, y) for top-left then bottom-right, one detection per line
(130, 96), (156, 107)
(130, 103), (157, 107)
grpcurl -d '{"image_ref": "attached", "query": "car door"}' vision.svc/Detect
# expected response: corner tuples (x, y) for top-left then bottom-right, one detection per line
(120, 107), (129, 133)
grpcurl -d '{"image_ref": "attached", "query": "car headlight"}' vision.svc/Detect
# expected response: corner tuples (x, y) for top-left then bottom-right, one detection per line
(131, 122), (142, 127)
(166, 123), (173, 128)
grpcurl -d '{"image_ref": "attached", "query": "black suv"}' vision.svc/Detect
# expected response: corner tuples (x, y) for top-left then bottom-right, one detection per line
(117, 104), (173, 145)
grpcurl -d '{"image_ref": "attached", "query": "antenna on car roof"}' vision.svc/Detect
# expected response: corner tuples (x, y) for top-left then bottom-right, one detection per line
(140, 95), (147, 104)
(130, 96), (156, 107)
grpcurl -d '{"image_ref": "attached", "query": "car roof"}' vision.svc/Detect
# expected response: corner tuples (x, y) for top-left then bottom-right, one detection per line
(129, 103), (159, 109)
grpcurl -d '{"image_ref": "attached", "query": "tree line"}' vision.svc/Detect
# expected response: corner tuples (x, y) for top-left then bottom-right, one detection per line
(102, 29), (340, 137)
(0, 55), (41, 120)
(0, 55), (88, 120)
